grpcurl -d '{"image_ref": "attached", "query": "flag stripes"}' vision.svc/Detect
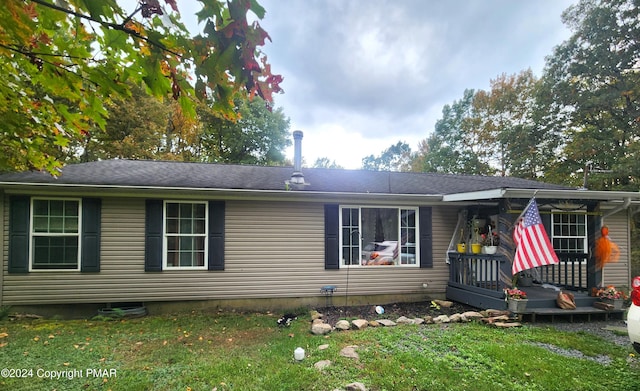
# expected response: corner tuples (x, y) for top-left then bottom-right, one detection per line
(512, 199), (559, 275)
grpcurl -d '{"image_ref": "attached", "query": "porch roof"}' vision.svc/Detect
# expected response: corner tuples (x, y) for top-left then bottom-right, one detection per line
(442, 187), (640, 203)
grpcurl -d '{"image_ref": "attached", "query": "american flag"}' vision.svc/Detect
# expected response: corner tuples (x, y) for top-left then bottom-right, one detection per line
(512, 199), (559, 275)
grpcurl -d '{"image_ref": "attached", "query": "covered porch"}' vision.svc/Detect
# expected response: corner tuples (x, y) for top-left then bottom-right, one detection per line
(445, 252), (625, 321)
(441, 189), (640, 321)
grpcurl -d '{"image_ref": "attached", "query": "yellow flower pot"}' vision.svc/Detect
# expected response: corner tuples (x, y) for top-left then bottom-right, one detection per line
(457, 243), (466, 253)
(471, 243), (482, 254)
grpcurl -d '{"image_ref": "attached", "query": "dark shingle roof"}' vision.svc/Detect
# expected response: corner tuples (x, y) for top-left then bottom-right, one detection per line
(0, 159), (573, 195)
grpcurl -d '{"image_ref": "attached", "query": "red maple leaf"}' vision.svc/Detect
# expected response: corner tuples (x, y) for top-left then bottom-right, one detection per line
(163, 0), (179, 13)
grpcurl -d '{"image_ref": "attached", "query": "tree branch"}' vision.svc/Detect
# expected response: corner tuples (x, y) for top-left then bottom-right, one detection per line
(0, 42), (94, 62)
(29, 0), (183, 58)
(0, 42), (102, 87)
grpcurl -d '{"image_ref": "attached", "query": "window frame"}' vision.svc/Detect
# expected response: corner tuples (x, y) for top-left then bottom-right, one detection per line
(550, 210), (588, 254)
(29, 197), (82, 272)
(162, 200), (209, 270)
(339, 205), (420, 268)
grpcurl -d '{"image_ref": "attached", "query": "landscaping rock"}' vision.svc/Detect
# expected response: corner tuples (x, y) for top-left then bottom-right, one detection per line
(433, 315), (450, 323)
(481, 315), (511, 324)
(318, 344), (330, 350)
(311, 323), (332, 335)
(345, 382), (367, 391)
(461, 311), (485, 321)
(340, 345), (360, 360)
(396, 316), (414, 325)
(494, 322), (522, 328)
(424, 315), (434, 324)
(352, 319), (368, 330)
(433, 299), (453, 308)
(376, 319), (397, 327)
(312, 318), (325, 325)
(314, 359), (332, 370)
(449, 313), (463, 323)
(413, 318), (425, 325)
(310, 310), (323, 320)
(336, 320), (351, 330)
(368, 320), (380, 327)
(484, 309), (510, 317)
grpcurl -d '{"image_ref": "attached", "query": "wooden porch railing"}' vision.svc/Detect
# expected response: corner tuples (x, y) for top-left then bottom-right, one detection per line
(448, 252), (590, 295)
(448, 253), (508, 296)
(535, 252), (589, 291)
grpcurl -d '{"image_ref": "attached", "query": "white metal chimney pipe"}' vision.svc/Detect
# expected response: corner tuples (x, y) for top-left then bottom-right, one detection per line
(293, 130), (303, 173)
(290, 130), (305, 184)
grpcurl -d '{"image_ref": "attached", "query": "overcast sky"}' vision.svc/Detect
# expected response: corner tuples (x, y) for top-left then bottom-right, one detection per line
(212, 1), (577, 168)
(249, 0), (577, 169)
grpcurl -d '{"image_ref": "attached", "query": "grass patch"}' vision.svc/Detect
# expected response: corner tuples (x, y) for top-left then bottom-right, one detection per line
(0, 312), (637, 390)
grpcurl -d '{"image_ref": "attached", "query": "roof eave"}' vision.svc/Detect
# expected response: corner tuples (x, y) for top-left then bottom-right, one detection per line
(442, 188), (640, 202)
(0, 182), (444, 202)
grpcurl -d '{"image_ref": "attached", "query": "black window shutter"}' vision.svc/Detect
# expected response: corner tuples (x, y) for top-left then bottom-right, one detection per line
(145, 199), (163, 272)
(324, 204), (340, 269)
(419, 206), (433, 268)
(81, 198), (101, 272)
(8, 196), (30, 273)
(208, 201), (225, 271)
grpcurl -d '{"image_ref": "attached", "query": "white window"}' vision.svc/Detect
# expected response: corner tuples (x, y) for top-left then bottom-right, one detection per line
(30, 198), (81, 271)
(163, 201), (208, 269)
(340, 206), (418, 267)
(551, 211), (587, 253)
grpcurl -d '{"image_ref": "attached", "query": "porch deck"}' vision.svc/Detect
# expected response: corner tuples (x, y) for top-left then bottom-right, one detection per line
(445, 252), (626, 322)
(509, 285), (625, 322)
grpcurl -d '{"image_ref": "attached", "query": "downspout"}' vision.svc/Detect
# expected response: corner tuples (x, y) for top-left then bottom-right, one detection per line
(601, 197), (631, 222)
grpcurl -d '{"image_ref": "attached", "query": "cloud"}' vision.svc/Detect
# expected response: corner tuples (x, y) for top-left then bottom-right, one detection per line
(249, 1), (575, 168)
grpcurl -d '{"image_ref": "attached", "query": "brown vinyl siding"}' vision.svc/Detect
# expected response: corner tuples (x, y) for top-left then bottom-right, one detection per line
(1, 196), (455, 305)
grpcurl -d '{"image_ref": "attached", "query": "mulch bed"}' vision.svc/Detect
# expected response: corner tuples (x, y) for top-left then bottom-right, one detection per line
(315, 301), (476, 325)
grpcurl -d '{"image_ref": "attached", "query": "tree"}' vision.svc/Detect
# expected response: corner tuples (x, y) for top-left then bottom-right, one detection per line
(198, 97), (290, 165)
(79, 83), (171, 161)
(412, 90), (491, 175)
(362, 141), (412, 171)
(312, 157), (343, 169)
(161, 100), (205, 162)
(542, 0), (640, 190)
(0, 0), (282, 174)
(472, 70), (558, 179)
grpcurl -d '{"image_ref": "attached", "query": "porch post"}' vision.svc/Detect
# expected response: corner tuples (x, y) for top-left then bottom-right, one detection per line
(498, 199), (516, 288)
(587, 203), (600, 290)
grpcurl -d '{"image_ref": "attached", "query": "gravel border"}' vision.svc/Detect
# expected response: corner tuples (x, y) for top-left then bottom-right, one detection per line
(531, 318), (630, 347)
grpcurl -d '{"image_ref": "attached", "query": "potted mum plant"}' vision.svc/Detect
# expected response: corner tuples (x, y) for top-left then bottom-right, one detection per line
(505, 287), (528, 313)
(595, 285), (627, 310)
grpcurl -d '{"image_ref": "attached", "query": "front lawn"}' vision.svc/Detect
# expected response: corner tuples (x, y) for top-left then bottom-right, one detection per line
(0, 310), (637, 390)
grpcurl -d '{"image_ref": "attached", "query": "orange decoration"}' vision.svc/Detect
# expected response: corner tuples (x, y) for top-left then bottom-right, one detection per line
(595, 225), (619, 270)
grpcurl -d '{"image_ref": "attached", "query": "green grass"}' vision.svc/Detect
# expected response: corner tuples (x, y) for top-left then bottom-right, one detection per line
(0, 311), (638, 391)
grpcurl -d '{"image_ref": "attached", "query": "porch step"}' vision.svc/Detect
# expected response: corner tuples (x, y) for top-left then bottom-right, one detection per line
(447, 283), (627, 323)
(525, 295), (598, 309)
(523, 306), (625, 322)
